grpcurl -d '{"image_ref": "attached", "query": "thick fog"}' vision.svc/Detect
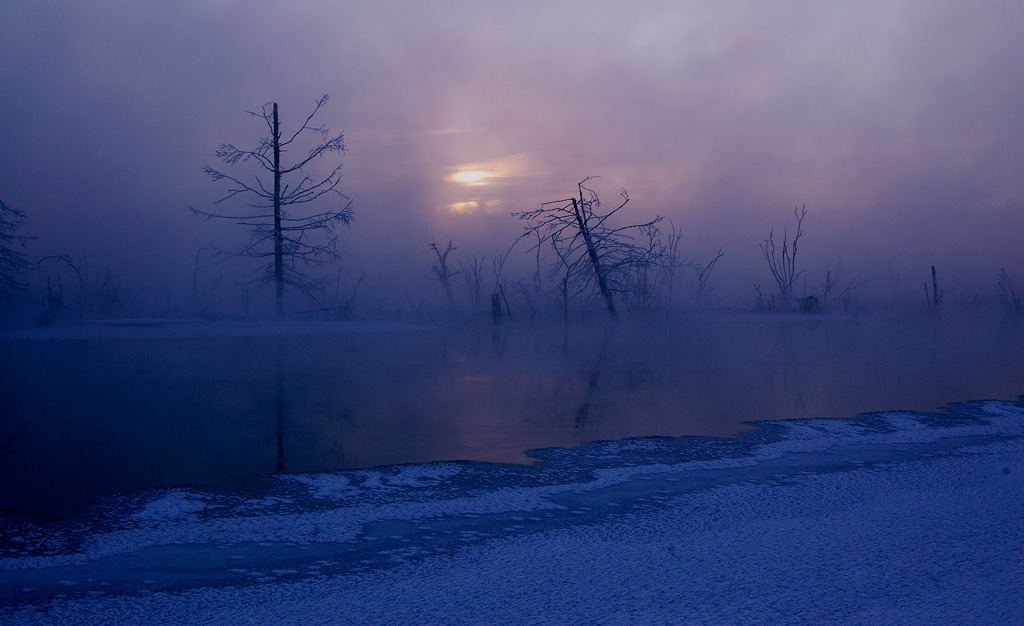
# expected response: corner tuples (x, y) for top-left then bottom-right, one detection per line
(1, 1), (1022, 318)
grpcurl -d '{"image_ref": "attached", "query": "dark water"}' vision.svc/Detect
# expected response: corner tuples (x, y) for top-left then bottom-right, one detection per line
(1, 313), (1021, 518)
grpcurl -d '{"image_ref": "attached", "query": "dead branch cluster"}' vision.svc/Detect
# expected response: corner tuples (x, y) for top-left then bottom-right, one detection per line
(759, 205), (806, 302)
(512, 177), (678, 318)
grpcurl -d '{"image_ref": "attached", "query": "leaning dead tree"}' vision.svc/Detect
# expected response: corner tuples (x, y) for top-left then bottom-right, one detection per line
(760, 205), (806, 304)
(513, 177), (663, 318)
(0, 198), (33, 303)
(190, 94), (353, 317)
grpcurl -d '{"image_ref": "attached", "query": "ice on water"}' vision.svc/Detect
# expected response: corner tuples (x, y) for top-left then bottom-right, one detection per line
(1, 399), (1021, 625)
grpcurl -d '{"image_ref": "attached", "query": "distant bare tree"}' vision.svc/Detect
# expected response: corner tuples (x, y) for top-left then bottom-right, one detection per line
(459, 254), (487, 312)
(296, 268), (366, 319)
(658, 221), (687, 309)
(190, 247), (223, 317)
(924, 266), (943, 313)
(760, 205), (806, 305)
(406, 292), (427, 323)
(430, 240), (461, 314)
(885, 261), (904, 312)
(622, 221), (684, 311)
(513, 177), (663, 318)
(37, 254), (128, 320)
(692, 248), (724, 310)
(837, 278), (866, 315)
(820, 269), (837, 310)
(491, 248), (513, 320)
(997, 268), (1021, 314)
(189, 94), (353, 317)
(333, 269), (367, 319)
(0, 198), (33, 303)
(512, 229), (547, 320)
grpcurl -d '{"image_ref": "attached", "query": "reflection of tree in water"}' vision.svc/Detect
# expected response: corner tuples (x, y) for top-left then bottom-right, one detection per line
(275, 336), (285, 472)
(764, 323), (807, 416)
(574, 321), (617, 429)
(764, 325), (796, 390)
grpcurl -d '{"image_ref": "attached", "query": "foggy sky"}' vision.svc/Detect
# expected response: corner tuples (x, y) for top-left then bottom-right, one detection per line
(1, 0), (1021, 314)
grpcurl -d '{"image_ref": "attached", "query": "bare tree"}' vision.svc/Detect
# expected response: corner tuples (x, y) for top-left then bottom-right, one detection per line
(190, 247), (223, 317)
(658, 221), (687, 309)
(491, 247), (513, 320)
(511, 229), (547, 320)
(430, 240), (461, 314)
(0, 198), (33, 304)
(997, 268), (1021, 315)
(692, 248), (724, 310)
(622, 221), (683, 311)
(837, 278), (866, 315)
(760, 205), (806, 305)
(458, 254), (487, 312)
(512, 177), (663, 318)
(189, 94), (353, 317)
(296, 268), (366, 319)
(35, 253), (135, 320)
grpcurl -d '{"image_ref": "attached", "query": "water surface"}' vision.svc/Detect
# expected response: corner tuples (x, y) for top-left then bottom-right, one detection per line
(1, 313), (1021, 517)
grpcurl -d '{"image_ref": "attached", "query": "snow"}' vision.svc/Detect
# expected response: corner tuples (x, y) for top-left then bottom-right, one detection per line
(0, 400), (1021, 625)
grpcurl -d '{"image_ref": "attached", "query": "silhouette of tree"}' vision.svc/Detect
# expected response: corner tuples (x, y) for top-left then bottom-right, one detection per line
(430, 240), (461, 315)
(0, 198), (33, 303)
(760, 205), (806, 304)
(692, 248), (724, 310)
(190, 94), (352, 316)
(513, 177), (663, 318)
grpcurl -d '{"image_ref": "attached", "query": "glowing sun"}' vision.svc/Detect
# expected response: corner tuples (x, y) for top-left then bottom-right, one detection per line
(450, 170), (492, 186)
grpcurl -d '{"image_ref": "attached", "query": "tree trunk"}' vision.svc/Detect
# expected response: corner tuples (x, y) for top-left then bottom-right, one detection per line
(572, 198), (617, 318)
(273, 103), (283, 317)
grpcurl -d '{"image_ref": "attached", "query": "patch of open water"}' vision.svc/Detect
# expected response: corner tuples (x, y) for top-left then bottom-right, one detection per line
(1, 313), (1021, 517)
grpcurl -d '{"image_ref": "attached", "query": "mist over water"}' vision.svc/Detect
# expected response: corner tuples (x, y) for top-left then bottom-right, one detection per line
(2, 6), (1023, 624)
(1, 1), (1022, 321)
(1, 1), (1023, 525)
(2, 312), (1020, 518)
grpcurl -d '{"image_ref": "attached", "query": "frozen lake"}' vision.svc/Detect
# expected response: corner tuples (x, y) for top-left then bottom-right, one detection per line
(0, 397), (1020, 624)
(1, 313), (1022, 518)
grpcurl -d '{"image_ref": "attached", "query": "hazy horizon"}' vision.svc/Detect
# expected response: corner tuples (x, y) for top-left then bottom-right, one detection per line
(2, 1), (1022, 319)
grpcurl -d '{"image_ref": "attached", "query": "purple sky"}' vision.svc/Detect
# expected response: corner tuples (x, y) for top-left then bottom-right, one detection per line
(1, 1), (1021, 312)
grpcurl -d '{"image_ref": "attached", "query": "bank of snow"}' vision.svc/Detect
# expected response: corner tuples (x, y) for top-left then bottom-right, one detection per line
(1, 401), (1021, 625)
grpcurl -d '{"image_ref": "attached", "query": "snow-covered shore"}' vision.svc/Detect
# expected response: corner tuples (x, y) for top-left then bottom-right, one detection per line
(1, 400), (1021, 625)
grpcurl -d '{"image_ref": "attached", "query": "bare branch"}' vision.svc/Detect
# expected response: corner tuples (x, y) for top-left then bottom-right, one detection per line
(511, 178), (675, 317)
(759, 205), (806, 303)
(189, 95), (352, 315)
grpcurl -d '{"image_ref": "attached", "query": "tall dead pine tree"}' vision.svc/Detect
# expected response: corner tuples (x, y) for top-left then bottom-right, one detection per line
(190, 95), (353, 317)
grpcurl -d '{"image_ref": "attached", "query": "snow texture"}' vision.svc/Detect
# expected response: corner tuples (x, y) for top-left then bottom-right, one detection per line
(0, 400), (1021, 625)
